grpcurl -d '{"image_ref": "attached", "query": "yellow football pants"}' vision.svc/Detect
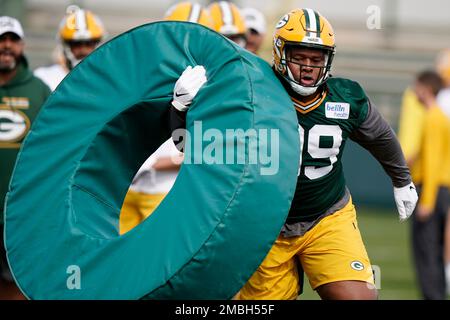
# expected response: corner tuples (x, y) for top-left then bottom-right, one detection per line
(119, 190), (166, 234)
(237, 198), (374, 300)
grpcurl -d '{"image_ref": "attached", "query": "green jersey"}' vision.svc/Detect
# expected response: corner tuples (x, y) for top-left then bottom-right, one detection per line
(288, 77), (370, 222)
(0, 58), (51, 223)
(172, 72), (410, 226)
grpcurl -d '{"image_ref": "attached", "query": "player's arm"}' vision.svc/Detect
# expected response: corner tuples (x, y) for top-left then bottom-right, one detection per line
(169, 65), (207, 152)
(350, 100), (411, 186)
(152, 155), (184, 171)
(170, 107), (188, 151)
(349, 100), (418, 221)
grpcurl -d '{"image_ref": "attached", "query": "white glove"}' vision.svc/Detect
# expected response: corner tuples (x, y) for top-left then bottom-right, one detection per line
(393, 182), (418, 222)
(171, 65), (207, 112)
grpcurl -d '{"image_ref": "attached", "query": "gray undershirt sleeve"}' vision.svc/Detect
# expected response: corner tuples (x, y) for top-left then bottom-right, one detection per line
(349, 100), (411, 188)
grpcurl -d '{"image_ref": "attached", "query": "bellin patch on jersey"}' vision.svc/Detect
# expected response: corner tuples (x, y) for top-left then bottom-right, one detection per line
(325, 102), (350, 119)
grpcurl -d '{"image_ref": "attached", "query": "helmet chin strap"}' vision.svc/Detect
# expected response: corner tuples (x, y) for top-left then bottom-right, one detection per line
(286, 66), (319, 96)
(284, 53), (330, 96)
(290, 81), (318, 96)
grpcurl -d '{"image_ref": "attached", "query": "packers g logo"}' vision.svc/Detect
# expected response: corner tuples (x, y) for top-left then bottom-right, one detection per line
(276, 14), (289, 29)
(0, 109), (30, 143)
(350, 260), (365, 271)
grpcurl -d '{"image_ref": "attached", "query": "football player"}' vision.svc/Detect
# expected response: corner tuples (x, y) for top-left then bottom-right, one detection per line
(169, 8), (418, 299)
(34, 5), (105, 91)
(208, 1), (247, 47)
(164, 1), (214, 29)
(119, 2), (215, 234)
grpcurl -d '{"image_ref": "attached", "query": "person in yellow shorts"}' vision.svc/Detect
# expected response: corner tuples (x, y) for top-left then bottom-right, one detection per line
(230, 7), (419, 300)
(238, 198), (374, 300)
(170, 8), (418, 299)
(120, 139), (183, 234)
(119, 2), (212, 234)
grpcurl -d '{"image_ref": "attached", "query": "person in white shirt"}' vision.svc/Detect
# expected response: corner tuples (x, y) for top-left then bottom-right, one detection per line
(119, 1), (215, 234)
(120, 139), (183, 234)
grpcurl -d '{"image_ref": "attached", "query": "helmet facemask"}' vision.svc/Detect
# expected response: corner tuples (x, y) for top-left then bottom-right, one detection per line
(62, 43), (79, 70)
(272, 8), (336, 96)
(63, 39), (100, 70)
(281, 44), (334, 96)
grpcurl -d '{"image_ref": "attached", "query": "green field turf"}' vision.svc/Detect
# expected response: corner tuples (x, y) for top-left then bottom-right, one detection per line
(299, 206), (422, 300)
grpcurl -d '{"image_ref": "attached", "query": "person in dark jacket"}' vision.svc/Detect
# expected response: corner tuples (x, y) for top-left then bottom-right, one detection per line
(0, 16), (51, 300)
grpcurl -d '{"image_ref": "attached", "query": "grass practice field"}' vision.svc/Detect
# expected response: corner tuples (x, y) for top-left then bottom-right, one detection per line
(299, 206), (422, 300)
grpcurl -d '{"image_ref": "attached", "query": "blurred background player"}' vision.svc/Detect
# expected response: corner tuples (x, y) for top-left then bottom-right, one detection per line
(118, 1), (214, 234)
(241, 7), (266, 55)
(208, 1), (247, 47)
(0, 16), (51, 299)
(164, 1), (214, 29)
(119, 139), (184, 234)
(408, 70), (450, 300)
(34, 5), (105, 91)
